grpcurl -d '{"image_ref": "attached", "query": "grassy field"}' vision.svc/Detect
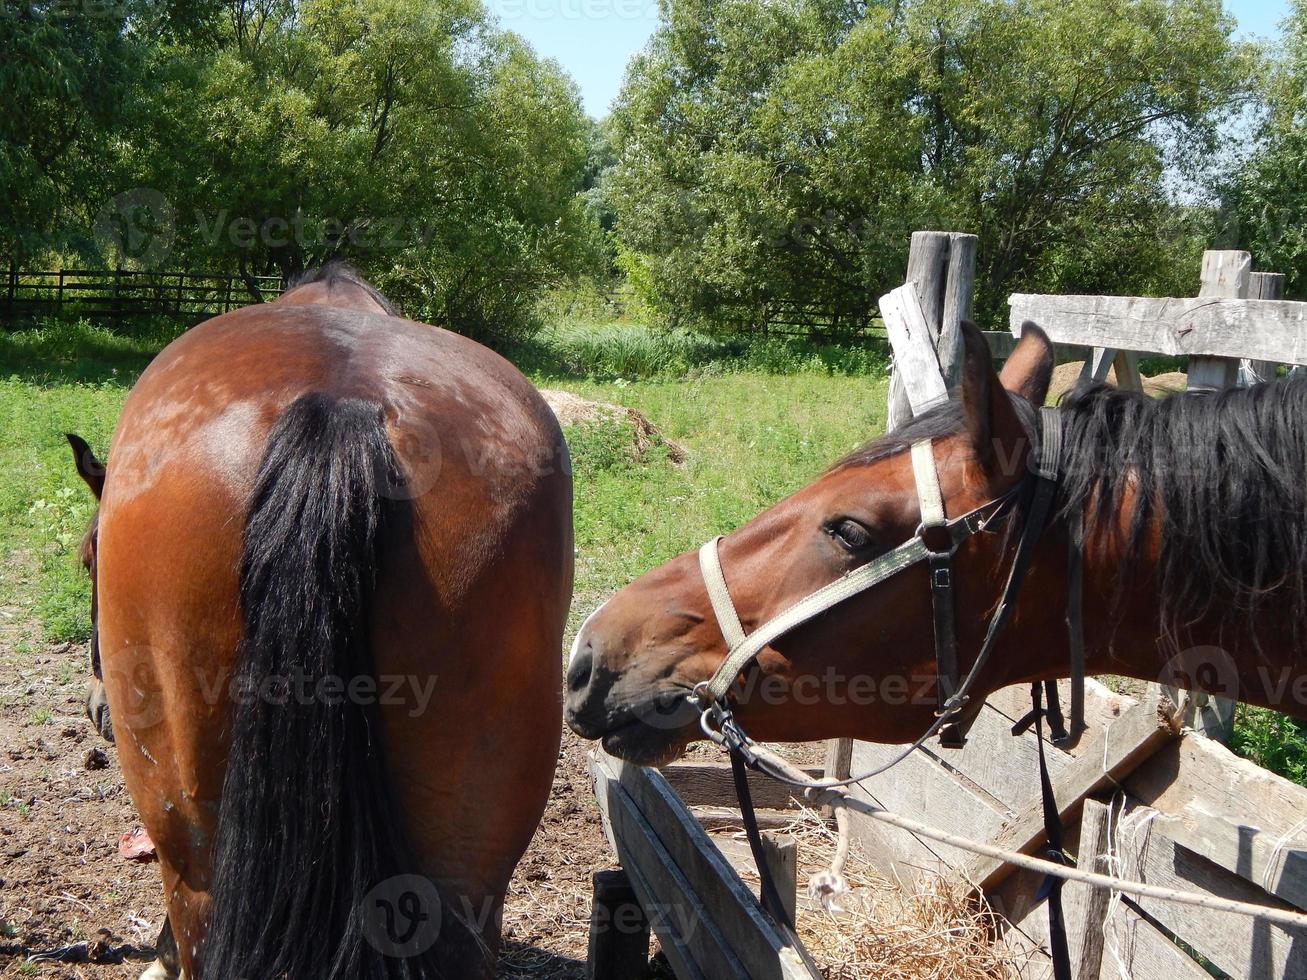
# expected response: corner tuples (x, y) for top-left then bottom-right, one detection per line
(0, 315), (891, 649)
(4, 312), (1306, 785)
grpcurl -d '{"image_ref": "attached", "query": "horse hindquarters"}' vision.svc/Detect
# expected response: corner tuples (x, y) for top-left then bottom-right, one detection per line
(201, 392), (440, 980)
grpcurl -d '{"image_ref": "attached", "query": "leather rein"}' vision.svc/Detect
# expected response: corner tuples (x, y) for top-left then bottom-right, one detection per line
(687, 406), (1086, 979)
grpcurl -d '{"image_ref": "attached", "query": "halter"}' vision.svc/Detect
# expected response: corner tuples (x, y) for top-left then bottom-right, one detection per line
(691, 405), (1084, 755)
(688, 406), (1087, 980)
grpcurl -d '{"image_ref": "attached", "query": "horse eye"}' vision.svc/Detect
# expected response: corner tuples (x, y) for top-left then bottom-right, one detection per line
(829, 519), (873, 551)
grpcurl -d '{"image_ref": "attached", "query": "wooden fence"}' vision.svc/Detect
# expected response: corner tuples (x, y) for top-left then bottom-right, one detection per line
(1, 269), (283, 321)
(589, 232), (1307, 980)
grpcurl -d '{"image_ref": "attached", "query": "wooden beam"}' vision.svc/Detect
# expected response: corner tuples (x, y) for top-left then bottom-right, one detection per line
(1007, 294), (1307, 364)
(1064, 799), (1113, 979)
(592, 761), (745, 978)
(1187, 249), (1249, 389)
(939, 233), (979, 386)
(662, 760), (819, 810)
(968, 686), (1182, 890)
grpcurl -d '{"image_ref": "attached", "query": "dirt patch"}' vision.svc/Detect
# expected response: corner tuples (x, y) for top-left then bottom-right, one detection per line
(540, 389), (687, 464)
(1049, 361), (1191, 403)
(0, 626), (617, 979)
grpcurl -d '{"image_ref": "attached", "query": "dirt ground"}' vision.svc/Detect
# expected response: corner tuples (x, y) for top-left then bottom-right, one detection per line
(0, 625), (618, 979)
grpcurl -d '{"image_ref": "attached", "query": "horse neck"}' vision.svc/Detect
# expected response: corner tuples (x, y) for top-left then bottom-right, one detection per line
(1074, 504), (1305, 718)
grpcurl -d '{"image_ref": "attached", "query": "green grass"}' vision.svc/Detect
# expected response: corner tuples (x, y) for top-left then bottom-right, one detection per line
(0, 314), (890, 648)
(8, 313), (1307, 790)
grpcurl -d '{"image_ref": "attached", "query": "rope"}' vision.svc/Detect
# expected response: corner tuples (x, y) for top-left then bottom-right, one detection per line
(748, 744), (1307, 932)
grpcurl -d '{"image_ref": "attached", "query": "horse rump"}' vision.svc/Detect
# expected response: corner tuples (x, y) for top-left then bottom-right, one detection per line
(201, 392), (441, 979)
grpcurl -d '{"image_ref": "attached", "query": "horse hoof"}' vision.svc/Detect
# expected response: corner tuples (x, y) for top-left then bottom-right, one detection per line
(138, 959), (178, 980)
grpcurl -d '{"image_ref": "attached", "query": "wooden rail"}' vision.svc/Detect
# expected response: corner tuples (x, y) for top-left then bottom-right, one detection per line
(1, 269), (283, 320)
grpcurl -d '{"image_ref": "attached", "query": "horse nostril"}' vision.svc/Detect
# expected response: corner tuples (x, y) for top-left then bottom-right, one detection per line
(566, 644), (594, 695)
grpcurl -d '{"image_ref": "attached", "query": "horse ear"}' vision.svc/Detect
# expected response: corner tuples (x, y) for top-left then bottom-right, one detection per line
(999, 321), (1054, 405)
(66, 434), (106, 500)
(957, 322), (1026, 473)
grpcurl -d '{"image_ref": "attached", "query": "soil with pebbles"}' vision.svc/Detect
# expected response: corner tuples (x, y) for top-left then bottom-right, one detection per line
(0, 627), (619, 979)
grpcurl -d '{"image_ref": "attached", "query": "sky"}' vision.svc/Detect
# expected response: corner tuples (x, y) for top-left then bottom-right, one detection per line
(488, 0), (1293, 118)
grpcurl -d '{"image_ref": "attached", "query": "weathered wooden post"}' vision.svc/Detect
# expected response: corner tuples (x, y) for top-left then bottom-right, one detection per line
(759, 833), (799, 926)
(1187, 250), (1251, 390)
(1243, 272), (1287, 385)
(587, 868), (650, 980)
(886, 231), (978, 430)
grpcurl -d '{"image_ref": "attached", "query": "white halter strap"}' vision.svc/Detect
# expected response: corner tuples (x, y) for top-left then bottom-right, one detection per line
(696, 438), (942, 703)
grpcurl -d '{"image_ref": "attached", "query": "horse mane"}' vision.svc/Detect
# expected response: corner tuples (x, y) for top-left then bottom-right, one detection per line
(1058, 377), (1307, 643)
(289, 260), (399, 317)
(841, 376), (1307, 644)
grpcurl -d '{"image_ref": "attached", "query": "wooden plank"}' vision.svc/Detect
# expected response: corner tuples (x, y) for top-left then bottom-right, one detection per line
(594, 751), (819, 980)
(888, 231), (952, 426)
(882, 281), (948, 420)
(997, 805), (1212, 980)
(1007, 294), (1307, 364)
(592, 759), (744, 979)
(661, 761), (817, 810)
(846, 739), (1009, 877)
(691, 807), (796, 832)
(1081, 347), (1116, 383)
(1122, 733), (1307, 913)
(968, 686), (1182, 890)
(1114, 799), (1307, 979)
(1111, 350), (1143, 393)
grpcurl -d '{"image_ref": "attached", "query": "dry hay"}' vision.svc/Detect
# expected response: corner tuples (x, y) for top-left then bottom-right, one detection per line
(1048, 361), (1190, 403)
(539, 388), (688, 464)
(710, 805), (1028, 980)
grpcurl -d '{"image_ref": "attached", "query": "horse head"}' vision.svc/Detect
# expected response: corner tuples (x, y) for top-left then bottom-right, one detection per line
(565, 322), (1056, 764)
(65, 433), (112, 742)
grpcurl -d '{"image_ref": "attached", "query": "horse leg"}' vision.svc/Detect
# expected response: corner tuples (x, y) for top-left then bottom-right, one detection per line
(136, 915), (182, 980)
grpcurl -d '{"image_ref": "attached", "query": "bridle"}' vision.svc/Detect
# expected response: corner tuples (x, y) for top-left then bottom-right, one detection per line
(687, 405), (1087, 979)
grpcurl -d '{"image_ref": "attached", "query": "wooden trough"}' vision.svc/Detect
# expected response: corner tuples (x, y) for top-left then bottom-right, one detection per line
(586, 233), (1307, 979)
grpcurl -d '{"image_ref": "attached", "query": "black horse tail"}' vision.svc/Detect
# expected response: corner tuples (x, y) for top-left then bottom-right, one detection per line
(202, 393), (438, 979)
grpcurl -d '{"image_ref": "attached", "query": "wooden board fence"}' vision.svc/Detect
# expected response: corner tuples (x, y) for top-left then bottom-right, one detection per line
(588, 748), (821, 980)
(2, 269), (283, 320)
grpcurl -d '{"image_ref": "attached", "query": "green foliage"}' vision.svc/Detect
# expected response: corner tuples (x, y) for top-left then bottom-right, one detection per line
(8, 0), (600, 347)
(608, 0), (1258, 328)
(516, 319), (890, 380)
(1227, 0), (1307, 297)
(1231, 704), (1307, 786)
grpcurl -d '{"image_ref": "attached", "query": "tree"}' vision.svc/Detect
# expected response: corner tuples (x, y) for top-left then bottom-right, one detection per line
(608, 0), (1256, 328)
(114, 0), (595, 341)
(0, 4), (142, 265)
(1228, 0), (1307, 297)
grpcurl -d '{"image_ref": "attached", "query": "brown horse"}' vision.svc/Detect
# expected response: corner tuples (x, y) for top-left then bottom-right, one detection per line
(67, 264), (573, 979)
(565, 322), (1307, 764)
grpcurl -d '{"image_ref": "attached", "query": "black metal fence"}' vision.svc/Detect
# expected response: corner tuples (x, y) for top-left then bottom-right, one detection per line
(2, 269), (284, 321)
